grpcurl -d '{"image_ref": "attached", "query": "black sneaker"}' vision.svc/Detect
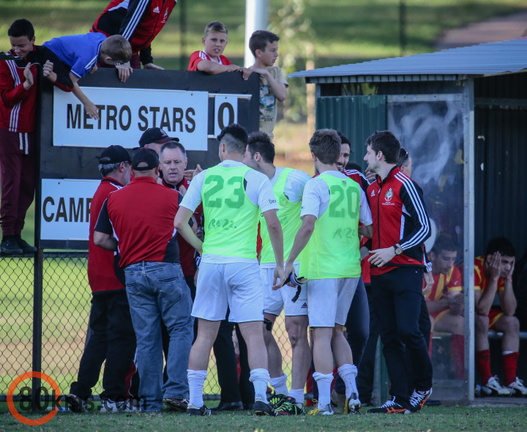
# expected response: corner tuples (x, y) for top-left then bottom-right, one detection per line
(211, 401), (243, 411)
(16, 237), (37, 253)
(268, 394), (300, 410)
(254, 400), (278, 416)
(163, 398), (188, 412)
(65, 393), (88, 413)
(268, 393), (289, 409)
(187, 404), (214, 416)
(275, 401), (305, 415)
(407, 388), (432, 413)
(367, 396), (410, 414)
(1, 238), (23, 255)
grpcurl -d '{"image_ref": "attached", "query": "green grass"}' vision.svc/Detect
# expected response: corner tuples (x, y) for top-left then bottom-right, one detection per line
(1, 406), (527, 432)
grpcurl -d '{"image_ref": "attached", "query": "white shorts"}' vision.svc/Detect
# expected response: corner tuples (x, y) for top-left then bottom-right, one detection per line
(192, 261), (264, 323)
(261, 263), (307, 317)
(307, 278), (359, 327)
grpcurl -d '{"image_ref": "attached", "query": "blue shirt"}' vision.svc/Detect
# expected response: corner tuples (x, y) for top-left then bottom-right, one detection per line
(44, 32), (106, 79)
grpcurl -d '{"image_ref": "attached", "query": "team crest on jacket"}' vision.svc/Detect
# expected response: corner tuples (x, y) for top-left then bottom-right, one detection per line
(384, 188), (394, 202)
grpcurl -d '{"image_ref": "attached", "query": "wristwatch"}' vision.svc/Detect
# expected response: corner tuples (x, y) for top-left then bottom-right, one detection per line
(393, 244), (403, 255)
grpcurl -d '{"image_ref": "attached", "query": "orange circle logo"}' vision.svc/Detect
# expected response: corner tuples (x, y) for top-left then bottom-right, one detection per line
(7, 372), (61, 426)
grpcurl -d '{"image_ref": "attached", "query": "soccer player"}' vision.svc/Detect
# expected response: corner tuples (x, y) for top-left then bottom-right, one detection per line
(426, 234), (464, 379)
(174, 123), (286, 416)
(475, 237), (527, 396)
(243, 131), (311, 414)
(331, 132), (372, 408)
(284, 129), (373, 415)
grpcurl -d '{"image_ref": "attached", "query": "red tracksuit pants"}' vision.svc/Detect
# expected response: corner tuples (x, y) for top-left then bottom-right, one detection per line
(0, 128), (36, 237)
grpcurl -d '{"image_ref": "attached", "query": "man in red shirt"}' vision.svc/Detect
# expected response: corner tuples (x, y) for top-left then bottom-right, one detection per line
(66, 145), (136, 413)
(94, 148), (193, 412)
(0, 19), (73, 255)
(475, 237), (527, 396)
(158, 140), (198, 296)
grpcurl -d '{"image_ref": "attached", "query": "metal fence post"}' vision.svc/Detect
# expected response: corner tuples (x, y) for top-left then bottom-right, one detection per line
(32, 249), (43, 411)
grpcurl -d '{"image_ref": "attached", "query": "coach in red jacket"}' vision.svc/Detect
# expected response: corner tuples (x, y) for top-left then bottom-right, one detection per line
(66, 145), (136, 413)
(364, 130), (432, 415)
(94, 148), (193, 412)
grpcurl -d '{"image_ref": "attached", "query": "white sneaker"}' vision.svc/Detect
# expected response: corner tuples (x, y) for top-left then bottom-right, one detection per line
(481, 376), (514, 396)
(308, 403), (334, 415)
(507, 377), (527, 396)
(124, 398), (141, 412)
(100, 398), (128, 413)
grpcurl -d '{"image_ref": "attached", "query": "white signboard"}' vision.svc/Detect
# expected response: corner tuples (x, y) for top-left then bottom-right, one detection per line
(53, 87), (209, 150)
(41, 179), (100, 242)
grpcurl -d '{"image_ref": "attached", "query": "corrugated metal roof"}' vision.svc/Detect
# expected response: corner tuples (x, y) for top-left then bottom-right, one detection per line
(290, 38), (527, 82)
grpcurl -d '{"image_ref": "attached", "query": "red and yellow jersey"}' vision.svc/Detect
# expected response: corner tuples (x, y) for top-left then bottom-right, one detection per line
(474, 255), (505, 293)
(426, 265), (462, 302)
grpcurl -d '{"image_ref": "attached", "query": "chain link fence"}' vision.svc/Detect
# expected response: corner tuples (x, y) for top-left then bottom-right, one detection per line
(1, 252), (292, 402)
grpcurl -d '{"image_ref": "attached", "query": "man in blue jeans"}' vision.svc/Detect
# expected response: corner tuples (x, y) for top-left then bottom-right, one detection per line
(94, 147), (193, 412)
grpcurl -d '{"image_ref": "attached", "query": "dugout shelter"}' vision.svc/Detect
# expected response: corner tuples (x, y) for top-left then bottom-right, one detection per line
(291, 37), (527, 404)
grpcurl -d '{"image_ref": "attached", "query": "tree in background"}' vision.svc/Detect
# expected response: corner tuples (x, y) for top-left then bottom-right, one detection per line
(270, 0), (314, 124)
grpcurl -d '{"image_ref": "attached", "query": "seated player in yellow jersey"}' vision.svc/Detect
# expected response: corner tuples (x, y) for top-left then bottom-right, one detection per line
(474, 237), (527, 396)
(425, 235), (464, 379)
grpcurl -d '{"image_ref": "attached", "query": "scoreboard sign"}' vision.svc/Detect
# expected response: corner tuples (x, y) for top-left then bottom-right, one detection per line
(38, 69), (259, 248)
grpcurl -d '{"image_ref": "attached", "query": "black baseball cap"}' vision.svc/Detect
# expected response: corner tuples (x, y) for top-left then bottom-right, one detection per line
(139, 127), (172, 147)
(98, 145), (131, 164)
(132, 148), (159, 171)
